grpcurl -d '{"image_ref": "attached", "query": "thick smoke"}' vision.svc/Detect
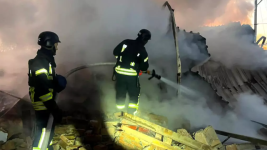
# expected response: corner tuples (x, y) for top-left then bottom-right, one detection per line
(178, 30), (210, 73)
(199, 23), (267, 70)
(0, 0), (176, 96)
(157, 0), (253, 30)
(0, 0), (266, 145)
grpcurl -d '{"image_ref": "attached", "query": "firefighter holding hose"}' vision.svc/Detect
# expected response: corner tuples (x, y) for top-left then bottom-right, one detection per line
(113, 29), (150, 115)
(28, 31), (67, 150)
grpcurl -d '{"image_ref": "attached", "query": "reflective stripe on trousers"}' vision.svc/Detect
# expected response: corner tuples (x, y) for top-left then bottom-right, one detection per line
(116, 94), (139, 110)
(116, 104), (138, 115)
(32, 128), (53, 150)
(116, 105), (125, 109)
(116, 94), (139, 115)
(128, 95), (139, 115)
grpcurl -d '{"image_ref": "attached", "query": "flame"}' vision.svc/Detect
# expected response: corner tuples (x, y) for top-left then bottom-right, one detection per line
(204, 21), (230, 27)
(203, 0), (252, 27)
(262, 45), (267, 50)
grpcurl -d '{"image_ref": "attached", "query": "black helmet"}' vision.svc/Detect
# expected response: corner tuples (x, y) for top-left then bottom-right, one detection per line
(137, 29), (151, 41)
(38, 31), (61, 47)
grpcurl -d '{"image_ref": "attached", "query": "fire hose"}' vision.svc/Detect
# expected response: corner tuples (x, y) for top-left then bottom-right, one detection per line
(41, 62), (170, 150)
(40, 62), (116, 150)
(41, 63), (165, 150)
(0, 62), (117, 149)
(0, 62), (163, 150)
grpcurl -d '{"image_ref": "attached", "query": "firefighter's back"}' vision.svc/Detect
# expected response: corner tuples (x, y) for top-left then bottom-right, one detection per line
(117, 39), (144, 70)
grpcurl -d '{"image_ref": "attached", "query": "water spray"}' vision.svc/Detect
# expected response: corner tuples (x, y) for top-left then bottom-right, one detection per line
(147, 69), (200, 97)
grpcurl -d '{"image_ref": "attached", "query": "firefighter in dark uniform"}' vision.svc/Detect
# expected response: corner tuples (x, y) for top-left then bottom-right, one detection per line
(113, 29), (150, 115)
(28, 31), (67, 150)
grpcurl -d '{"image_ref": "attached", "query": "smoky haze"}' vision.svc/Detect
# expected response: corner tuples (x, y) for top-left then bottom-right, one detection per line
(0, 0), (267, 144)
(200, 23), (267, 70)
(0, 0), (175, 95)
(163, 0), (253, 30)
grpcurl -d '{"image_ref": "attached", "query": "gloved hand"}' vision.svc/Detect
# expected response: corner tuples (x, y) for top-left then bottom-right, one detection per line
(148, 69), (161, 80)
(139, 71), (143, 76)
(55, 74), (67, 93)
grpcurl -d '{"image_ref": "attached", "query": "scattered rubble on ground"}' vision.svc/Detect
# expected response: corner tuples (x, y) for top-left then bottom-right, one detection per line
(49, 111), (267, 150)
(0, 115), (32, 150)
(1, 98), (267, 150)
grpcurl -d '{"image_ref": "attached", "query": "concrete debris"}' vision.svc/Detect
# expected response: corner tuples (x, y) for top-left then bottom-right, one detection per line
(0, 107), (267, 150)
(52, 111), (260, 150)
(0, 116), (23, 140)
(0, 128), (8, 143)
(0, 97), (34, 150)
(1, 138), (28, 150)
(50, 111), (180, 149)
(0, 96), (266, 150)
(0, 118), (32, 150)
(51, 111), (119, 150)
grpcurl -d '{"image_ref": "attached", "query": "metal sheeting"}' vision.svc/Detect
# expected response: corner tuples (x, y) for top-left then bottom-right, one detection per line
(191, 60), (267, 103)
(0, 92), (20, 118)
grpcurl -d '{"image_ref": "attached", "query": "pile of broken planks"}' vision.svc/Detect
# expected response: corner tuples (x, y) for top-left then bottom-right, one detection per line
(112, 112), (223, 150)
(53, 111), (224, 150)
(113, 112), (267, 150)
(51, 110), (170, 150)
(51, 111), (267, 150)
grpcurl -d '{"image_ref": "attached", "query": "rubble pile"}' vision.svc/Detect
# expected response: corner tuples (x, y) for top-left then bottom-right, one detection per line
(51, 111), (227, 150)
(0, 114), (33, 150)
(59, 111), (267, 150)
(51, 110), (173, 150)
(0, 100), (267, 150)
(51, 111), (120, 150)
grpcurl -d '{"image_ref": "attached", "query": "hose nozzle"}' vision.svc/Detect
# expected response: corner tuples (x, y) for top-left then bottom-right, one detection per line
(148, 69), (161, 80)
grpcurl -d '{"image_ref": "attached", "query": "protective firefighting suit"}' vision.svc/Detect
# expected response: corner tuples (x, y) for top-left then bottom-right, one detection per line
(113, 29), (150, 115)
(29, 31), (66, 150)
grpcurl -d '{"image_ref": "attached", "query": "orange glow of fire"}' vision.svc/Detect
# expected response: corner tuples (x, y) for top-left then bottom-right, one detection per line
(204, 21), (230, 27)
(262, 45), (267, 50)
(203, 1), (252, 27)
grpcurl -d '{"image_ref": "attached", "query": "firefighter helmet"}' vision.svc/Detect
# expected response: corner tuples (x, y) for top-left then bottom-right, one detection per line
(38, 31), (61, 47)
(137, 29), (151, 42)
